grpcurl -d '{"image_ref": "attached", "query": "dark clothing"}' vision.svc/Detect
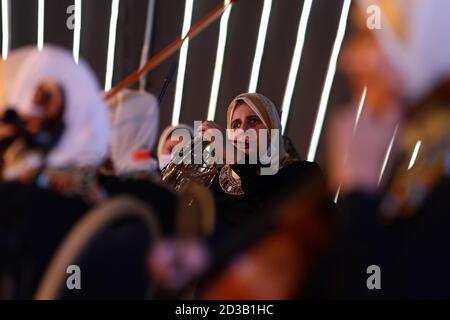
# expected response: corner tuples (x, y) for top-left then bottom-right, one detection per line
(60, 219), (153, 300)
(330, 177), (450, 299)
(0, 176), (175, 299)
(196, 160), (332, 298)
(98, 175), (178, 235)
(0, 182), (90, 299)
(208, 160), (324, 252)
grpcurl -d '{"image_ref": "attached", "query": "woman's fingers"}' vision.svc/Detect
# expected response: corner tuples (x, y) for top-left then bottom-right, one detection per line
(197, 121), (224, 140)
(200, 121), (219, 132)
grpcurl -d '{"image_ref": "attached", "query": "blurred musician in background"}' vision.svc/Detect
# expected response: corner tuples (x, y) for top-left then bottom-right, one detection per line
(107, 89), (160, 179)
(157, 124), (194, 171)
(0, 46), (109, 299)
(98, 89), (178, 234)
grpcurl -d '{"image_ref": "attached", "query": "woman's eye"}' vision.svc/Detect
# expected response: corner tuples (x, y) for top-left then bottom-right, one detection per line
(248, 117), (260, 125)
(232, 121), (240, 129)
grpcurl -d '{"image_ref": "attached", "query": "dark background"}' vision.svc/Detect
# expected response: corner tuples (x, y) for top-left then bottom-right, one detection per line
(1, 0), (352, 166)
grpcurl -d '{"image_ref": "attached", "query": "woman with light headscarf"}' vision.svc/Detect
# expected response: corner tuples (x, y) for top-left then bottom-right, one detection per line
(0, 46), (109, 298)
(147, 93), (328, 295)
(157, 124), (194, 171)
(198, 93), (326, 250)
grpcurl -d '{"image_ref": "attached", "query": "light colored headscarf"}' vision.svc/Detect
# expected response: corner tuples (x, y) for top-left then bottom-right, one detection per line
(108, 89), (159, 175)
(357, 0), (450, 101)
(5, 46), (109, 172)
(0, 46), (36, 111)
(226, 92), (287, 161)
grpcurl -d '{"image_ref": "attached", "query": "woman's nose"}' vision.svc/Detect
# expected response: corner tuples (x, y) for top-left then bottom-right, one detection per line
(241, 122), (250, 132)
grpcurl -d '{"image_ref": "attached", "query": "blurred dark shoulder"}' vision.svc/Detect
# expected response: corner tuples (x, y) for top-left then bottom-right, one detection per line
(404, 78), (450, 122)
(97, 173), (177, 234)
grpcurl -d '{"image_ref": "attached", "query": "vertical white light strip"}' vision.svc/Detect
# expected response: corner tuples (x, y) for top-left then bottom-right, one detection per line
(353, 86), (367, 132)
(1, 0), (10, 60)
(334, 185), (341, 203)
(334, 86), (367, 203)
(207, 0), (233, 121)
(37, 0), (45, 50)
(408, 140), (422, 171)
(104, 0), (120, 91)
(280, 0), (313, 134)
(307, 0), (352, 161)
(171, 0), (194, 125)
(248, 0), (272, 93)
(139, 0), (156, 91)
(73, 0), (82, 63)
(378, 124), (399, 186)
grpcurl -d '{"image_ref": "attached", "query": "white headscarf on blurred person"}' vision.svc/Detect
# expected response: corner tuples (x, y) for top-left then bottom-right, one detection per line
(5, 46), (109, 175)
(157, 124), (194, 170)
(0, 46), (35, 112)
(357, 0), (450, 101)
(108, 89), (160, 175)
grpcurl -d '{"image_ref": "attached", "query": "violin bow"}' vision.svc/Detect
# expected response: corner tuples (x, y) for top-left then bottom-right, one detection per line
(104, 0), (237, 100)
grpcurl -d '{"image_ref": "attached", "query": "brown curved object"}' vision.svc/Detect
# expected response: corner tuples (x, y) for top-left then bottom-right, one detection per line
(104, 0), (237, 100)
(34, 196), (160, 300)
(176, 182), (215, 238)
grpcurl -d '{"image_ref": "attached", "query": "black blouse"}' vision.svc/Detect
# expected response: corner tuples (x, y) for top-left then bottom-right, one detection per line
(0, 182), (90, 299)
(208, 160), (324, 251)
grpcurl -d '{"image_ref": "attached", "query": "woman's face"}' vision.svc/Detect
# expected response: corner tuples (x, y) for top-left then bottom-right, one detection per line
(24, 80), (65, 134)
(341, 34), (402, 112)
(229, 103), (267, 154)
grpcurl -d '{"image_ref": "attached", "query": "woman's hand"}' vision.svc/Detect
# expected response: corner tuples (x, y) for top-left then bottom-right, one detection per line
(197, 121), (225, 141)
(197, 121), (228, 164)
(196, 121), (245, 165)
(326, 104), (401, 195)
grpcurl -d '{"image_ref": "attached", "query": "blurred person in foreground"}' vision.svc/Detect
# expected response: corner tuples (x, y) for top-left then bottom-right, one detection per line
(0, 46), (109, 299)
(326, 0), (450, 299)
(198, 161), (332, 299)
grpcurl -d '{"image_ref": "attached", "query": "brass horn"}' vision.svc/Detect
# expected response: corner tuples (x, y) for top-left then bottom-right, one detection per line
(161, 138), (219, 192)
